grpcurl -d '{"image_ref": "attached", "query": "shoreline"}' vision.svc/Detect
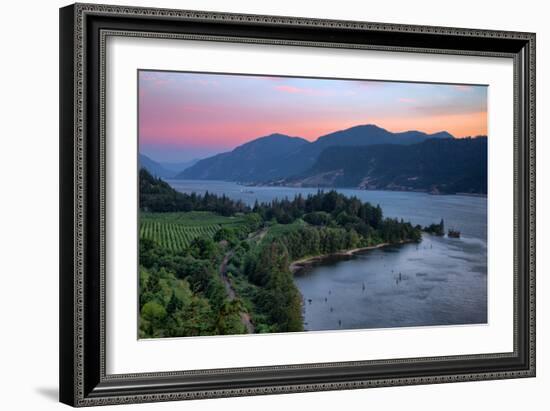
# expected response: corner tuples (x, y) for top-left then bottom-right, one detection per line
(289, 240), (412, 274)
(167, 179), (487, 198)
(238, 182), (487, 198)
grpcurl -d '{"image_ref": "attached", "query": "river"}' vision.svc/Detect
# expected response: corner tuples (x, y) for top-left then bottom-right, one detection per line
(167, 179), (488, 331)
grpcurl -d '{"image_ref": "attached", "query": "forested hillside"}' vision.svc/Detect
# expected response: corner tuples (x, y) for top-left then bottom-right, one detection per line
(285, 137), (487, 194)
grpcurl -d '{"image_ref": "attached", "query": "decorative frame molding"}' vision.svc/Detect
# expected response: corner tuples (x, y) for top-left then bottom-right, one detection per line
(60, 3), (535, 407)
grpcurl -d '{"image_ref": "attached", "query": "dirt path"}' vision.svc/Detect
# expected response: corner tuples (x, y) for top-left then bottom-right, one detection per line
(217, 227), (269, 334)
(219, 252), (236, 299)
(219, 251), (255, 334)
(248, 226), (268, 242)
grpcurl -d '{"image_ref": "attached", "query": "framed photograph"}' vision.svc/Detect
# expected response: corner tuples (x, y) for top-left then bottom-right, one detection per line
(59, 3), (536, 407)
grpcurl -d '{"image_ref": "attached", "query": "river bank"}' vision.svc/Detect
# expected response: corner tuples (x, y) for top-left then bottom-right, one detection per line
(289, 240), (414, 274)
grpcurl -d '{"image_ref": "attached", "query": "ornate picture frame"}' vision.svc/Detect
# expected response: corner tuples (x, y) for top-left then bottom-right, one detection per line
(59, 3), (535, 407)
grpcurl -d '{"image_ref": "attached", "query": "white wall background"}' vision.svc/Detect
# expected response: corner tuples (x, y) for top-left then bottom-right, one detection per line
(0, 0), (546, 409)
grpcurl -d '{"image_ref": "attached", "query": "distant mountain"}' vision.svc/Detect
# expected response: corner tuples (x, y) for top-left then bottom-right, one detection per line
(313, 125), (453, 149)
(140, 155), (200, 178)
(139, 154), (173, 178)
(179, 124), (455, 182)
(160, 159), (200, 173)
(279, 125), (454, 177)
(176, 133), (309, 181)
(283, 137), (487, 194)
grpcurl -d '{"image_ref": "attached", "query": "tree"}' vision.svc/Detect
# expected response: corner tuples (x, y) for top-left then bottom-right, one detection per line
(166, 292), (183, 315)
(188, 237), (217, 260)
(177, 297), (215, 336)
(423, 219), (444, 236)
(244, 212), (262, 231)
(214, 227), (238, 245)
(145, 269), (161, 294)
(215, 299), (247, 335)
(303, 211), (331, 226)
(251, 241), (304, 332)
(140, 301), (167, 337)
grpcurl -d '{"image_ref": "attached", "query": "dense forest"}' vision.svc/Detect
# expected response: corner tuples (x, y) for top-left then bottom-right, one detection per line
(140, 168), (248, 215)
(139, 169), (424, 338)
(286, 137), (488, 194)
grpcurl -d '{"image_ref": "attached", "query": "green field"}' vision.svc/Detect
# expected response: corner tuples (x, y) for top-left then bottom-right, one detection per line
(140, 211), (246, 252)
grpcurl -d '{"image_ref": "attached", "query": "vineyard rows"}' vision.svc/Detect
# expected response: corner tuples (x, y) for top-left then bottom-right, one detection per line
(140, 221), (224, 252)
(140, 211), (247, 253)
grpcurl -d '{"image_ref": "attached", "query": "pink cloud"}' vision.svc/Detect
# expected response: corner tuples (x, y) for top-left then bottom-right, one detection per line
(185, 78), (219, 87)
(454, 85), (473, 92)
(179, 104), (215, 114)
(154, 79), (170, 87)
(275, 85), (307, 94)
(274, 85), (323, 96)
(398, 97), (416, 103)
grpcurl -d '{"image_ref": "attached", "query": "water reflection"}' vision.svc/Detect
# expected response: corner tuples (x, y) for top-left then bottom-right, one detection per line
(294, 235), (487, 331)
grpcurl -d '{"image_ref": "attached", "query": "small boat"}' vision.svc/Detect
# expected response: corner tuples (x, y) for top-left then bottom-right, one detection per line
(448, 229), (461, 238)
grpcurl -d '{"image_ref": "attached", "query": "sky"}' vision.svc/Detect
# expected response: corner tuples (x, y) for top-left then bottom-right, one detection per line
(139, 70), (487, 162)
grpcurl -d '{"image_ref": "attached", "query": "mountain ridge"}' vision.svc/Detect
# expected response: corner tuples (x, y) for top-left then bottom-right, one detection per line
(175, 133), (308, 181)
(178, 124), (456, 182)
(281, 136), (487, 194)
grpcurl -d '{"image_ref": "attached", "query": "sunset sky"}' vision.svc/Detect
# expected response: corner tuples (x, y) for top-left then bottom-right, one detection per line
(139, 70), (487, 162)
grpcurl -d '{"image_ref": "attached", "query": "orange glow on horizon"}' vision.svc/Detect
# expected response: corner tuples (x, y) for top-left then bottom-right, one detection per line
(369, 111), (488, 138)
(139, 71), (488, 161)
(140, 110), (487, 148)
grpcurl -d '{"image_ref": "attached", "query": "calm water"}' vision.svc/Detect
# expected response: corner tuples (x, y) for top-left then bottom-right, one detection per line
(168, 179), (488, 330)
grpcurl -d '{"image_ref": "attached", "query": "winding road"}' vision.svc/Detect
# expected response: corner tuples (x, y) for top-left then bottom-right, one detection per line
(217, 227), (269, 334)
(219, 251), (255, 334)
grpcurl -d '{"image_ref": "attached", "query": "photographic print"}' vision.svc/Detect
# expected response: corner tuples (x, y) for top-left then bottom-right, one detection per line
(60, 6), (535, 404)
(138, 70), (488, 339)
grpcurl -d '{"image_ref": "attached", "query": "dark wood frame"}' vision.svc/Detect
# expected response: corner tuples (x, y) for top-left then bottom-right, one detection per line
(60, 3), (536, 407)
